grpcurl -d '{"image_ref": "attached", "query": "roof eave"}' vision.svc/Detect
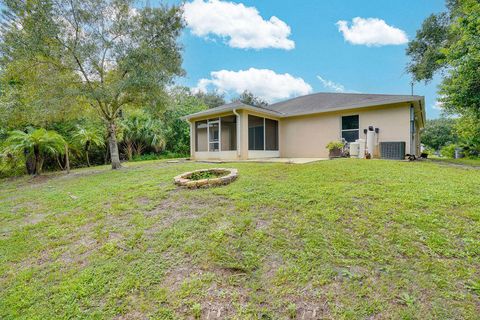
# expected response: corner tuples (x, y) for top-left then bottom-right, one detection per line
(280, 98), (425, 119)
(182, 105), (283, 121)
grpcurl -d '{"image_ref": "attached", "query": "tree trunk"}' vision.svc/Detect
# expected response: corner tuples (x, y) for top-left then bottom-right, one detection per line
(33, 145), (42, 176)
(85, 141), (91, 167)
(24, 148), (35, 175)
(107, 121), (122, 169)
(65, 144), (70, 174)
(56, 155), (64, 170)
(104, 144), (109, 165)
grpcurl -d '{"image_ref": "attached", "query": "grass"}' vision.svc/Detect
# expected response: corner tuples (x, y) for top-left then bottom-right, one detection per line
(0, 159), (479, 319)
(429, 157), (480, 167)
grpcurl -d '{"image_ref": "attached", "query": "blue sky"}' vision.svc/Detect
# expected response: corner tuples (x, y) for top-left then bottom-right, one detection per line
(174, 0), (446, 119)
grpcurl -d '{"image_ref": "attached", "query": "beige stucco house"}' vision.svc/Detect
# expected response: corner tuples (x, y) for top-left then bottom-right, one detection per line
(183, 93), (425, 160)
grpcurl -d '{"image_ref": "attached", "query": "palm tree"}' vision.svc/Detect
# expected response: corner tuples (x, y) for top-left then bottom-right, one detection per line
(72, 126), (105, 167)
(5, 128), (66, 175)
(121, 111), (166, 160)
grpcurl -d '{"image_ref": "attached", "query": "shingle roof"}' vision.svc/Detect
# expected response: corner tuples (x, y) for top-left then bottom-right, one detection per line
(184, 92), (424, 120)
(268, 92), (423, 116)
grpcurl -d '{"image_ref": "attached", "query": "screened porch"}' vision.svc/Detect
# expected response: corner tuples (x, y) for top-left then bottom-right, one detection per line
(192, 113), (279, 160)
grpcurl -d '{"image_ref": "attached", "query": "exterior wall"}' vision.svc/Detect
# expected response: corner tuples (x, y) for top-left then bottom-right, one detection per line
(194, 151), (238, 160)
(248, 150), (280, 158)
(280, 103), (412, 158)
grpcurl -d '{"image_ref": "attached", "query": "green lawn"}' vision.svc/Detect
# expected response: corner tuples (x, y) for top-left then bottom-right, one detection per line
(1, 159), (479, 319)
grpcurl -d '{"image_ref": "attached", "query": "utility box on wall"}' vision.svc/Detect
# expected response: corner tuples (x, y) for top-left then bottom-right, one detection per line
(380, 142), (406, 160)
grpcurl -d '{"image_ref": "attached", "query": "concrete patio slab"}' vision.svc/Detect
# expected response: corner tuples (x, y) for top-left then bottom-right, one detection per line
(195, 158), (328, 164)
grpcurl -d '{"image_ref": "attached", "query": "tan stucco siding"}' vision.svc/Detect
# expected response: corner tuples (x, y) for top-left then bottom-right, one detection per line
(280, 103), (411, 158)
(280, 113), (340, 158)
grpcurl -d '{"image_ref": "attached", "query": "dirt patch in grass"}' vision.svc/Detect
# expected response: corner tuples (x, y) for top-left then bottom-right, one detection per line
(145, 193), (233, 226)
(136, 197), (150, 206)
(430, 159), (480, 169)
(57, 221), (100, 268)
(161, 260), (251, 318)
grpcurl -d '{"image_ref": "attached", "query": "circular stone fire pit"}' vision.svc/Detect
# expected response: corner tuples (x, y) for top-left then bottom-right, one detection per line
(174, 168), (238, 189)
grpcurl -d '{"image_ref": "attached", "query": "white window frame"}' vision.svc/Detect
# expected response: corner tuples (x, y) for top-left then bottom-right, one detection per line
(341, 115), (360, 142)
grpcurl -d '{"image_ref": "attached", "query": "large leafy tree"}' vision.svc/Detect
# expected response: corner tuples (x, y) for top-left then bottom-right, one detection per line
(233, 90), (269, 108)
(0, 60), (86, 129)
(406, 0), (480, 118)
(421, 117), (458, 151)
(0, 0), (184, 169)
(163, 87), (208, 154)
(194, 90), (225, 109)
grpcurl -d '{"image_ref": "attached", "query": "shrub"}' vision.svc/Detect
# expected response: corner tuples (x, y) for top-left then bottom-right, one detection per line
(0, 153), (26, 178)
(326, 140), (344, 151)
(440, 144), (457, 158)
(131, 151), (188, 162)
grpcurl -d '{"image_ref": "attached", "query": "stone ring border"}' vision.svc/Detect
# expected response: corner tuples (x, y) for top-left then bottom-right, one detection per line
(174, 168), (238, 189)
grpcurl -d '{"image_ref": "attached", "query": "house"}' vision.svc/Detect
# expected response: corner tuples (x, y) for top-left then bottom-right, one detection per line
(183, 92), (425, 160)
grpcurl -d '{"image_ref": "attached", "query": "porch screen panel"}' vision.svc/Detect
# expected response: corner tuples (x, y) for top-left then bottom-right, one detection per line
(248, 115), (264, 150)
(220, 116), (237, 151)
(195, 120), (208, 151)
(265, 118), (279, 150)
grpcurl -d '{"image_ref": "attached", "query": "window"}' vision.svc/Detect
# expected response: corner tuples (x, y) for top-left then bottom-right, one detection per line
(248, 115), (279, 151)
(195, 116), (237, 152)
(341, 115), (359, 142)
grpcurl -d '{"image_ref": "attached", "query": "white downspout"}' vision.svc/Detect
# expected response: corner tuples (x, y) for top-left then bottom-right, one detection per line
(233, 109), (241, 159)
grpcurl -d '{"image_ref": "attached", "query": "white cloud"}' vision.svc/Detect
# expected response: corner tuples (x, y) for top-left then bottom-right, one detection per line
(317, 76), (345, 93)
(336, 17), (408, 46)
(317, 75), (359, 93)
(432, 100), (443, 110)
(195, 68), (312, 102)
(183, 0), (294, 50)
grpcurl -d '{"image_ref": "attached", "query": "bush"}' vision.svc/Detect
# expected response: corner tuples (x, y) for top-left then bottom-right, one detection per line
(326, 140), (344, 151)
(440, 144), (457, 158)
(0, 152), (26, 178)
(130, 151), (188, 162)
